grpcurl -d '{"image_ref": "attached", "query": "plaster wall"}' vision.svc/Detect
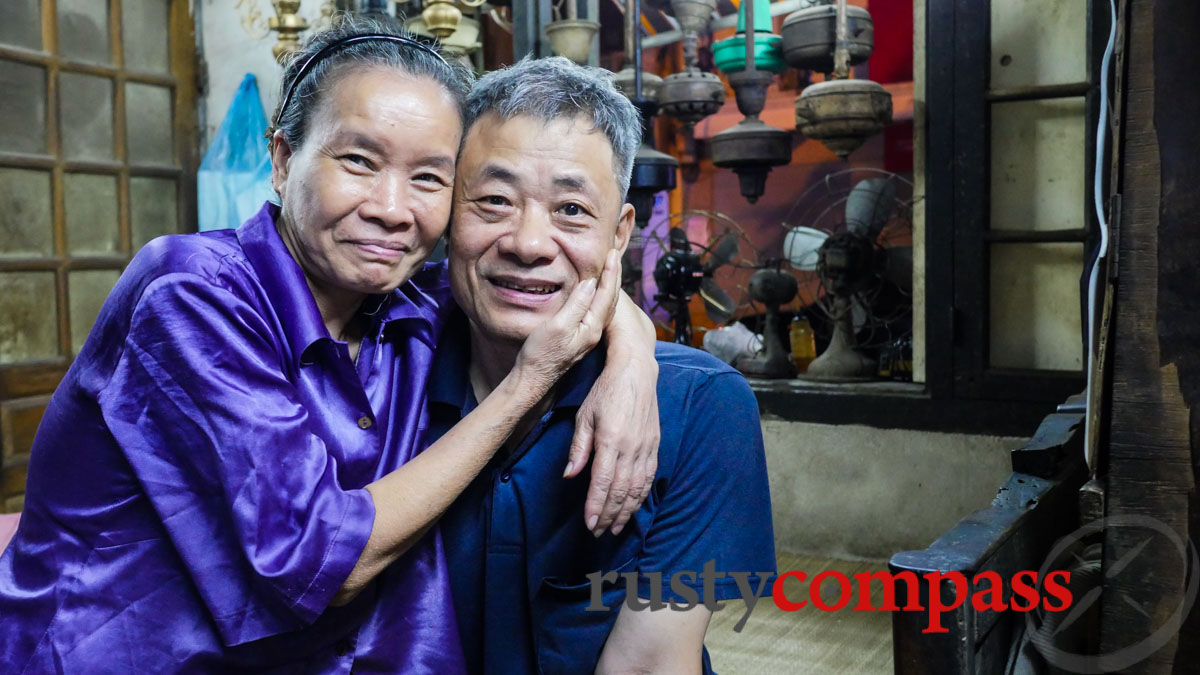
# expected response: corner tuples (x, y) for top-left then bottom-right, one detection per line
(196, 0), (333, 149)
(762, 417), (1021, 561)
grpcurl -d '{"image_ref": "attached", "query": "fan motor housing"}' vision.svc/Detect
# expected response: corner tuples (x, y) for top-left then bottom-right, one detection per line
(653, 250), (705, 301)
(659, 70), (726, 127)
(818, 231), (878, 295)
(749, 267), (799, 306)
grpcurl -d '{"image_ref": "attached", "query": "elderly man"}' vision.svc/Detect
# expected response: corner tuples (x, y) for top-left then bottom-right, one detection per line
(425, 57), (777, 674)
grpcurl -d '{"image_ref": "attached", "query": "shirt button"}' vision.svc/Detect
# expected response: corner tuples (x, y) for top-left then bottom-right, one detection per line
(500, 471), (512, 483)
(357, 415), (372, 430)
(334, 638), (353, 657)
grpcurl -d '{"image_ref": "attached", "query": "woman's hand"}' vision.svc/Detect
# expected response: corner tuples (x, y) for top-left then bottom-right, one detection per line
(339, 251), (621, 605)
(568, 286), (661, 537)
(512, 249), (622, 399)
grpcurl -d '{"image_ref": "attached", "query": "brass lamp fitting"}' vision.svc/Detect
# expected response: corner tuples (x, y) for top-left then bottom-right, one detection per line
(423, 0), (463, 39)
(270, 0), (310, 64)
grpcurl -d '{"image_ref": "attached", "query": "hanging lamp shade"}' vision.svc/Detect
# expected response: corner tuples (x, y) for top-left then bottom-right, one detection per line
(712, 0), (785, 74)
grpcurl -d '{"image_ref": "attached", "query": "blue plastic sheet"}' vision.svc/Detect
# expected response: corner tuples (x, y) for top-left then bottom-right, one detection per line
(198, 74), (276, 231)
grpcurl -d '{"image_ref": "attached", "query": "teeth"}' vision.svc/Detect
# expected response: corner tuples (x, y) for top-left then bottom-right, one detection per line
(495, 280), (559, 294)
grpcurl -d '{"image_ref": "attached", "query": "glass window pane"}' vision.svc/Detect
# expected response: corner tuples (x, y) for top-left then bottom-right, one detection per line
(989, 243), (1084, 371)
(125, 83), (173, 165)
(121, 0), (170, 73)
(58, 0), (111, 65)
(69, 270), (120, 354)
(60, 72), (115, 161)
(0, 272), (58, 365)
(64, 173), (120, 256)
(0, 61), (47, 154)
(0, 0), (42, 52)
(990, 98), (1086, 232)
(0, 169), (53, 258)
(130, 176), (177, 249)
(991, 0), (1087, 89)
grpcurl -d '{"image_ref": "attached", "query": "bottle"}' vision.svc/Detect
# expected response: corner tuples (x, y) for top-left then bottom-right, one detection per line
(893, 335), (913, 381)
(790, 316), (817, 372)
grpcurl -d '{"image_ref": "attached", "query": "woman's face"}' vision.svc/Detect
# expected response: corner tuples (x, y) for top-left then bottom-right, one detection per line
(270, 66), (462, 302)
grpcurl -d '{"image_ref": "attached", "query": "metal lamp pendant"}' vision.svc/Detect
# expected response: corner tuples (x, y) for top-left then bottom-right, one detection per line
(422, 0), (463, 39)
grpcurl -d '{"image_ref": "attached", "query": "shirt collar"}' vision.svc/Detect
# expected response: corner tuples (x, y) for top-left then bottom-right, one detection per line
(236, 202), (451, 363)
(237, 202), (331, 361)
(429, 309), (605, 413)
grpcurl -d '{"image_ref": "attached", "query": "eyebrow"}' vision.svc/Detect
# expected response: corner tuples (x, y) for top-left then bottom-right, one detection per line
(553, 175), (589, 192)
(418, 154), (456, 172)
(331, 131), (455, 171)
(481, 164), (520, 185)
(477, 164), (598, 201)
(331, 131), (387, 155)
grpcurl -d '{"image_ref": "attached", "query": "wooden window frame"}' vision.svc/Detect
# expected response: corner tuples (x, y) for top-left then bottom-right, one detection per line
(750, 0), (1107, 437)
(0, 0), (197, 511)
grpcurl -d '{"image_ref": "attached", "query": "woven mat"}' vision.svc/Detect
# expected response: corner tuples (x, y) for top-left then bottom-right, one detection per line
(705, 552), (894, 675)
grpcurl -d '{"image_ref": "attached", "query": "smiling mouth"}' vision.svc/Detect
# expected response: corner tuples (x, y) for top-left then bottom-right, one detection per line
(351, 240), (410, 258)
(491, 279), (562, 295)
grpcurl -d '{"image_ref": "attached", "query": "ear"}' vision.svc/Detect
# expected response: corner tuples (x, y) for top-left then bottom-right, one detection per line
(613, 202), (636, 256)
(269, 129), (295, 199)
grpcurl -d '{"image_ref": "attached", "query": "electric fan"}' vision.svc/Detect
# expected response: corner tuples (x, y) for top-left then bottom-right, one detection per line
(639, 210), (757, 345)
(782, 170), (914, 381)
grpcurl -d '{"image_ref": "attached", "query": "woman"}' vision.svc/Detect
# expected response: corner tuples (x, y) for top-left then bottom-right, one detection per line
(0, 19), (660, 673)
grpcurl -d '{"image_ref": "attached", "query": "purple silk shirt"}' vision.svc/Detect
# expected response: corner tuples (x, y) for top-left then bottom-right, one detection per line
(0, 203), (467, 673)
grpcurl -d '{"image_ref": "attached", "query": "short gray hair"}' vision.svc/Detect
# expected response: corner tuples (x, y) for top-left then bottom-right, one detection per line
(271, 16), (475, 151)
(465, 56), (643, 199)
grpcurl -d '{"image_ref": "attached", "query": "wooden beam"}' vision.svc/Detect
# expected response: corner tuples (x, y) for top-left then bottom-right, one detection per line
(1101, 1), (1195, 672)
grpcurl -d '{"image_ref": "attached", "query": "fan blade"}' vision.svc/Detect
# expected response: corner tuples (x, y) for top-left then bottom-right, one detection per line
(704, 232), (739, 272)
(784, 226), (828, 271)
(699, 277), (735, 324)
(881, 246), (913, 292)
(845, 178), (896, 239)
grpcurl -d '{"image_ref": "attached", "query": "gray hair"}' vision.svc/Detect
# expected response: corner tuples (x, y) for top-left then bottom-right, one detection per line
(271, 16), (475, 151)
(464, 56), (643, 199)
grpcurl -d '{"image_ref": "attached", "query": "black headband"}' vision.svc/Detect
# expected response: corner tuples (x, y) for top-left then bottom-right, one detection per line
(275, 33), (449, 129)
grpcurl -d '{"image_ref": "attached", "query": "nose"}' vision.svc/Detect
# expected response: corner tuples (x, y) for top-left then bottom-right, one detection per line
(497, 205), (558, 265)
(358, 171), (415, 230)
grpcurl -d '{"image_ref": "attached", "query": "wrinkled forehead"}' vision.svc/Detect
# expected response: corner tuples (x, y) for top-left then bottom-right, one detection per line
(308, 64), (464, 141)
(459, 112), (619, 194)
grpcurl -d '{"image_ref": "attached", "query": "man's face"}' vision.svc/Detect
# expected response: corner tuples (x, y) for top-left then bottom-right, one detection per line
(270, 67), (462, 298)
(449, 113), (634, 345)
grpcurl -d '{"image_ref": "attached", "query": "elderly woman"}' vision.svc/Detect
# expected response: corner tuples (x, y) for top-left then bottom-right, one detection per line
(0, 20), (660, 674)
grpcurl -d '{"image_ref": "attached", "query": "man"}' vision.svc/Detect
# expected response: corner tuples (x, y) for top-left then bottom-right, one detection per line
(428, 57), (776, 674)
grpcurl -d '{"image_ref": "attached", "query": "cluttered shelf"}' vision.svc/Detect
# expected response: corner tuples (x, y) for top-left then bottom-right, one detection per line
(745, 377), (1054, 438)
(746, 378), (924, 396)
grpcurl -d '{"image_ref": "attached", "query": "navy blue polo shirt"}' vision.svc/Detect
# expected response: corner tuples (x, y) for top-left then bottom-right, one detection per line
(430, 311), (776, 674)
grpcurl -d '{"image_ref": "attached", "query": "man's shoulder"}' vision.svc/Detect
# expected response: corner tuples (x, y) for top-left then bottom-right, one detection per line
(654, 342), (746, 388)
(652, 342), (758, 435)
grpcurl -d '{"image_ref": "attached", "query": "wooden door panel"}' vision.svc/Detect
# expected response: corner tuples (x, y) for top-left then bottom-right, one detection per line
(0, 0), (196, 509)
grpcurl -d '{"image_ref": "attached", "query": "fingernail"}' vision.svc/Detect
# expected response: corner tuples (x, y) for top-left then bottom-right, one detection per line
(583, 278), (598, 293)
(611, 524), (624, 536)
(587, 514), (599, 530)
(562, 461), (574, 477)
(592, 528), (603, 539)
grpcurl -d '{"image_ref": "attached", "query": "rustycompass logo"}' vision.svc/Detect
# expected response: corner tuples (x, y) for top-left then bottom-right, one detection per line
(1026, 515), (1199, 673)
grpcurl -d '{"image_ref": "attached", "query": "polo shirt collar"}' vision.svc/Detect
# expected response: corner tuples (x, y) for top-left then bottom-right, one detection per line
(236, 202), (438, 363)
(429, 309), (605, 413)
